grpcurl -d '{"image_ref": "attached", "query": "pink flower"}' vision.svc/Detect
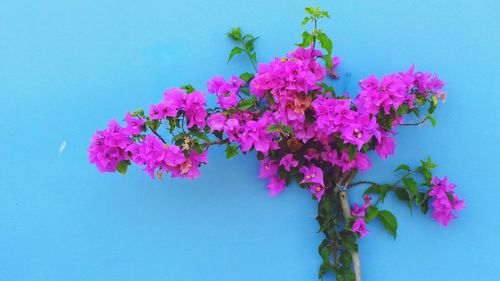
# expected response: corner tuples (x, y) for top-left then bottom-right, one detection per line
(88, 119), (132, 173)
(207, 113), (226, 132)
(279, 154), (299, 171)
(240, 113), (274, 153)
(266, 176), (286, 196)
(300, 165), (324, 187)
(329, 56), (341, 79)
(184, 91), (207, 129)
(310, 185), (325, 201)
(207, 76), (245, 110)
(149, 103), (165, 120)
(375, 133), (396, 159)
(124, 112), (145, 135)
(342, 114), (380, 150)
(351, 195), (372, 217)
(259, 158), (278, 179)
(352, 218), (369, 238)
(171, 151), (208, 179)
(429, 177), (465, 226)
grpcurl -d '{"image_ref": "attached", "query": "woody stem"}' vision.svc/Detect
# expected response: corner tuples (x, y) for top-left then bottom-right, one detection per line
(338, 172), (362, 281)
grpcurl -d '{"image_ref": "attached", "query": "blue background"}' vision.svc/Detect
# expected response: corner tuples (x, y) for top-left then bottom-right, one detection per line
(1, 0), (499, 280)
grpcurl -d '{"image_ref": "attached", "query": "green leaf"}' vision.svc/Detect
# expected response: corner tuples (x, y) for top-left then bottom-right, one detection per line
(340, 231), (358, 252)
(238, 98), (254, 110)
(244, 37), (259, 52)
(418, 167), (432, 183)
(340, 251), (352, 268)
(378, 210), (398, 239)
(318, 32), (333, 55)
(282, 125), (294, 136)
(366, 206), (379, 222)
(297, 31), (314, 47)
(180, 84), (195, 93)
(324, 54), (333, 71)
(446, 192), (456, 204)
(427, 115), (437, 127)
(403, 178), (419, 197)
(225, 144), (238, 159)
(191, 131), (210, 143)
(347, 145), (357, 161)
(428, 95), (438, 114)
(364, 184), (392, 203)
(130, 108), (145, 118)
(336, 269), (356, 281)
(319, 240), (332, 262)
(416, 192), (428, 205)
(228, 46), (243, 62)
(413, 107), (421, 118)
(420, 200), (429, 214)
(239, 72), (255, 83)
(227, 27), (242, 41)
(394, 164), (410, 172)
(301, 17), (310, 26)
(394, 188), (410, 201)
(116, 160), (130, 175)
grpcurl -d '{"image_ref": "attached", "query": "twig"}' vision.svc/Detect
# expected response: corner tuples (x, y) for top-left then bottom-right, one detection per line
(400, 118), (427, 126)
(348, 181), (378, 189)
(147, 125), (167, 144)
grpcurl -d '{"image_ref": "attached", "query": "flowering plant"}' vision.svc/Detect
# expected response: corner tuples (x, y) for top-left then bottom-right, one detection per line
(88, 7), (464, 281)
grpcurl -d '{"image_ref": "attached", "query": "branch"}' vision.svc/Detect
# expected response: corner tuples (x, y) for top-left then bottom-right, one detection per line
(348, 181), (378, 189)
(400, 118), (427, 126)
(202, 138), (230, 147)
(147, 125), (167, 144)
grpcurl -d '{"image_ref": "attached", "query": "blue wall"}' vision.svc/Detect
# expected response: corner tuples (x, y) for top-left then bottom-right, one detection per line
(1, 0), (499, 280)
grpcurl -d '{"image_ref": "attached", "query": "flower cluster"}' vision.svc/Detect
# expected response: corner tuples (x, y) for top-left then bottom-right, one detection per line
(89, 88), (210, 180)
(350, 195), (372, 238)
(88, 8), (464, 280)
(429, 177), (465, 226)
(88, 119), (132, 172)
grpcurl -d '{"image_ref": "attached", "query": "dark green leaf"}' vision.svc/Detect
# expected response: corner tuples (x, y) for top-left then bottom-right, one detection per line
(318, 32), (333, 55)
(395, 188), (410, 201)
(116, 160), (130, 175)
(225, 144), (238, 159)
(420, 200), (429, 214)
(239, 72), (255, 83)
(394, 164), (410, 172)
(340, 251), (352, 268)
(238, 98), (254, 110)
(347, 145), (357, 161)
(324, 54), (333, 71)
(366, 206), (379, 222)
(364, 184), (392, 203)
(378, 210), (398, 239)
(403, 177), (419, 197)
(228, 46), (243, 62)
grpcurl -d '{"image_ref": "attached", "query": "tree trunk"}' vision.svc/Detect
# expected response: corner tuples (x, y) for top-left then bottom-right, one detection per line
(338, 189), (362, 281)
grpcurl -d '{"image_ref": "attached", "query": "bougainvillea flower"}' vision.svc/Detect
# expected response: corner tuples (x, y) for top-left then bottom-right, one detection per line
(352, 218), (369, 238)
(266, 176), (286, 196)
(124, 112), (145, 135)
(259, 158), (278, 179)
(310, 185), (325, 201)
(279, 154), (299, 171)
(300, 165), (324, 187)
